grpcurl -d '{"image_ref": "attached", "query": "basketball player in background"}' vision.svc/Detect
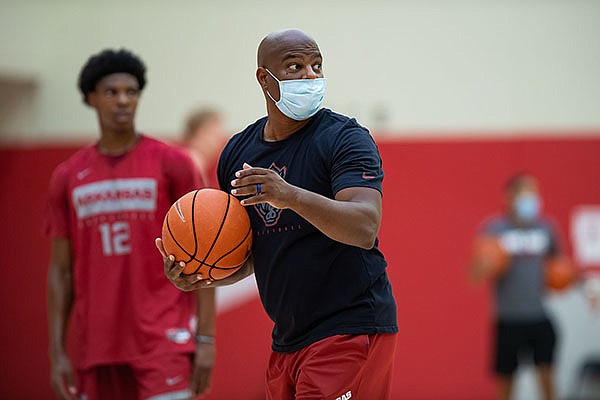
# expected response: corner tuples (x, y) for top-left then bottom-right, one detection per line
(470, 174), (562, 400)
(157, 29), (398, 400)
(181, 109), (227, 188)
(46, 49), (215, 400)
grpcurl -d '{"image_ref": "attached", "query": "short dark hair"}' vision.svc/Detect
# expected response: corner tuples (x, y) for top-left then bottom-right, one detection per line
(504, 172), (535, 194)
(78, 48), (146, 104)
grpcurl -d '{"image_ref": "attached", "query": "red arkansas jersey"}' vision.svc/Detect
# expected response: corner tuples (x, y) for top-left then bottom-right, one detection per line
(45, 135), (202, 369)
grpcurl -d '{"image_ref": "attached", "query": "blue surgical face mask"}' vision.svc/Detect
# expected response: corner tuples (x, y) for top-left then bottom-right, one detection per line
(265, 69), (326, 121)
(514, 193), (541, 222)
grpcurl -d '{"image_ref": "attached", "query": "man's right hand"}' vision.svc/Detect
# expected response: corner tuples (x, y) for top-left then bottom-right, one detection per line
(155, 238), (213, 291)
(50, 352), (77, 400)
(155, 238), (255, 291)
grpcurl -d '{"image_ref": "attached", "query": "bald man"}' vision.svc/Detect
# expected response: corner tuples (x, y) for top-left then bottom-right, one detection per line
(157, 29), (398, 400)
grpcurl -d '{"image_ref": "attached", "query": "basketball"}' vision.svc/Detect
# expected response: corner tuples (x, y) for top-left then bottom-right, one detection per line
(162, 188), (252, 280)
(545, 256), (577, 291)
(471, 235), (509, 278)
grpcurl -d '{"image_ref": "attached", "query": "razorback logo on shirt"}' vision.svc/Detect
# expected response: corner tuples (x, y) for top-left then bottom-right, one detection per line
(72, 178), (157, 219)
(254, 163), (287, 227)
(499, 229), (550, 256)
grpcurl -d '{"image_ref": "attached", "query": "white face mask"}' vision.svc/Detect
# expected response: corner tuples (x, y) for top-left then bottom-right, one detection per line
(265, 68), (326, 121)
(514, 193), (542, 222)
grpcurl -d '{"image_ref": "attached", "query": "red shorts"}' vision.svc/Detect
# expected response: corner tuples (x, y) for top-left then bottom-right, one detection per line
(77, 352), (192, 400)
(266, 333), (397, 400)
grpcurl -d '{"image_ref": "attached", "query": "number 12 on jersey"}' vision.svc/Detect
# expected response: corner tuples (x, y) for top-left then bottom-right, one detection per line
(99, 222), (132, 256)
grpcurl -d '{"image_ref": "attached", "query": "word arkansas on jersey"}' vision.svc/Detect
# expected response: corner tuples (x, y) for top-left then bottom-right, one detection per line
(72, 178), (157, 219)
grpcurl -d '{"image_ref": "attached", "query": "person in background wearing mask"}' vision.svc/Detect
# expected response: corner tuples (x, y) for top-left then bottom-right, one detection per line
(157, 29), (398, 400)
(181, 109), (227, 189)
(471, 173), (562, 400)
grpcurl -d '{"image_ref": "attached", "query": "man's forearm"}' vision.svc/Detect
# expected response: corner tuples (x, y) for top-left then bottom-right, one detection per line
(231, 165), (381, 249)
(47, 263), (73, 358)
(288, 187), (380, 249)
(195, 288), (215, 336)
(202, 258), (254, 287)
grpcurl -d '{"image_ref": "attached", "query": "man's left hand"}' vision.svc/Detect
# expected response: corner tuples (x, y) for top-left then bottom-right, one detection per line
(230, 163), (297, 209)
(190, 342), (214, 398)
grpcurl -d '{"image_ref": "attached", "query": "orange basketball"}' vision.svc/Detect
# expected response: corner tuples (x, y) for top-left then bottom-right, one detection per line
(162, 188), (252, 280)
(545, 256), (577, 291)
(471, 235), (509, 278)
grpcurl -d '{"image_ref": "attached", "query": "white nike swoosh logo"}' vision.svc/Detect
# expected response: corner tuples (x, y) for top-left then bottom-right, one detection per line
(175, 199), (186, 222)
(362, 172), (376, 180)
(77, 168), (91, 180)
(166, 375), (183, 386)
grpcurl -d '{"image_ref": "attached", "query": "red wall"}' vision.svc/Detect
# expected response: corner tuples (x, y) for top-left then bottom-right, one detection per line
(1, 136), (599, 399)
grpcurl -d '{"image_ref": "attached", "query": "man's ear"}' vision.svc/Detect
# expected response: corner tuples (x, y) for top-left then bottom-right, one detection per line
(86, 92), (96, 107)
(256, 67), (268, 90)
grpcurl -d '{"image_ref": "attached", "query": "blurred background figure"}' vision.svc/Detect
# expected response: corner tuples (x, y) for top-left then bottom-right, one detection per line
(470, 173), (576, 400)
(45, 49), (215, 400)
(182, 109), (227, 189)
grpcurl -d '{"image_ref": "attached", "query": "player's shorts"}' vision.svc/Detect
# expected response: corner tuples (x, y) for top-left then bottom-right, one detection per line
(77, 352), (192, 400)
(494, 318), (556, 376)
(266, 333), (397, 400)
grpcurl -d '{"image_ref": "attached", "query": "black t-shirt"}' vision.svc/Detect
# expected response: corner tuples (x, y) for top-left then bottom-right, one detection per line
(217, 108), (398, 353)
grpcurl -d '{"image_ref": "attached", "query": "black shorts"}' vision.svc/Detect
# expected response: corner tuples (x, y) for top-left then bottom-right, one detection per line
(494, 318), (556, 376)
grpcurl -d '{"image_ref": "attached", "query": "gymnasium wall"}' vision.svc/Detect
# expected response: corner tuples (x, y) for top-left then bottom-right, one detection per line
(1, 0), (600, 139)
(1, 136), (599, 400)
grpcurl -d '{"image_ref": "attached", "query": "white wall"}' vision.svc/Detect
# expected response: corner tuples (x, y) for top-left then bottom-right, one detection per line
(1, 0), (600, 141)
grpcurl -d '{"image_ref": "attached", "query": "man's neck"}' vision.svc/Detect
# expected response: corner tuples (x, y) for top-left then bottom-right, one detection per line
(263, 103), (312, 142)
(507, 212), (535, 228)
(97, 128), (139, 156)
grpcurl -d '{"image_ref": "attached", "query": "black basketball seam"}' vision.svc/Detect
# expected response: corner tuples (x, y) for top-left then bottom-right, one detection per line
(208, 267), (217, 281)
(186, 225), (251, 268)
(166, 213), (194, 263)
(192, 193), (231, 274)
(190, 190), (200, 259)
(212, 225), (252, 265)
(188, 260), (241, 270)
(205, 206), (252, 280)
(207, 263), (243, 281)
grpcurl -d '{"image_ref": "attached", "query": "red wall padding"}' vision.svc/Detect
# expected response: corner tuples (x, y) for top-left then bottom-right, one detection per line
(1, 137), (599, 399)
